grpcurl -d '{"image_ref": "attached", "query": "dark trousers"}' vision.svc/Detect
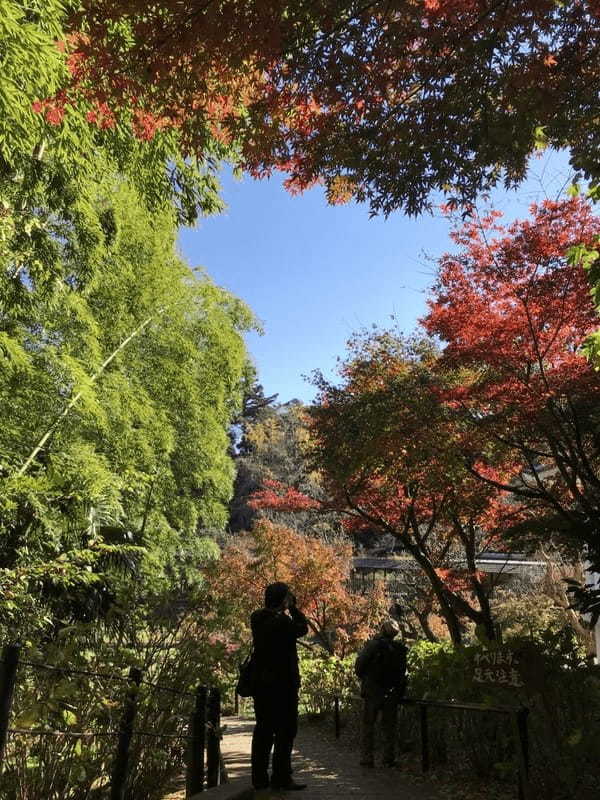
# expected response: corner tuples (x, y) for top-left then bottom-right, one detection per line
(251, 686), (298, 788)
(361, 693), (398, 764)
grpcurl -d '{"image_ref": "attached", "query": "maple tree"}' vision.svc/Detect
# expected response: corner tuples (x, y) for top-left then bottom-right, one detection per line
(424, 199), (600, 601)
(28, 1), (600, 216)
(282, 332), (524, 645)
(209, 519), (386, 657)
(0, 0), (231, 254)
(250, 478), (446, 642)
(391, 569), (442, 643)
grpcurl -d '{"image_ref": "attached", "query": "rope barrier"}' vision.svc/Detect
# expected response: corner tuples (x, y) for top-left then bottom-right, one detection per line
(19, 659), (132, 684)
(7, 727), (194, 741)
(7, 728), (117, 738)
(1, 645), (224, 794)
(17, 658), (197, 699)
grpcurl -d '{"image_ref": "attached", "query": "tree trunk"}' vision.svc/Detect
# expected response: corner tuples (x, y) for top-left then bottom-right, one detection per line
(472, 583), (497, 641)
(457, 520), (498, 642)
(436, 593), (463, 646)
(416, 610), (438, 643)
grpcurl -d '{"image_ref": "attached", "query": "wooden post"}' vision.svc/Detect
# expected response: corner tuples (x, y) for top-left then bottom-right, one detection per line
(419, 704), (430, 773)
(110, 667), (142, 800)
(334, 696), (341, 739)
(186, 686), (207, 796)
(234, 689), (239, 716)
(0, 645), (20, 770)
(206, 688), (221, 788)
(515, 707), (530, 800)
(219, 751), (229, 785)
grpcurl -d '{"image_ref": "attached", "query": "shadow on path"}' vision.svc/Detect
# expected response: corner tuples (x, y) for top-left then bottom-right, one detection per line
(162, 716), (440, 800)
(291, 719), (439, 799)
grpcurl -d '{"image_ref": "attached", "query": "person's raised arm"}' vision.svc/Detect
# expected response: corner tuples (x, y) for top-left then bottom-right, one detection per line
(287, 593), (308, 637)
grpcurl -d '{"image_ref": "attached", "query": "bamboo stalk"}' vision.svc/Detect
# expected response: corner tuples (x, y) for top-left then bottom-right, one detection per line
(17, 314), (159, 477)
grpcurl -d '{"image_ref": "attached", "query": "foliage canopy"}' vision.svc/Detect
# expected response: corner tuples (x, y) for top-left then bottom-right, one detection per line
(32, 1), (600, 215)
(0, 173), (255, 640)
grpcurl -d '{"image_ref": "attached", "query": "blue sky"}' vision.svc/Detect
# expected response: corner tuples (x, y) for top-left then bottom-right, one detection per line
(178, 151), (574, 404)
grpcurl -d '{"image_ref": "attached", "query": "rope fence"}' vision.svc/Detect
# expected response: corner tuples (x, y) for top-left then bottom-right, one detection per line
(0, 644), (225, 798)
(17, 657), (198, 697)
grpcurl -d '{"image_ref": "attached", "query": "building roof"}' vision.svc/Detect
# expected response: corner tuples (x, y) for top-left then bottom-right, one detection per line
(352, 552), (546, 575)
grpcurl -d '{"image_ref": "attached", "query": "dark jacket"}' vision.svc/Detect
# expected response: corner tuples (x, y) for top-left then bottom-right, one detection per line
(355, 635), (407, 700)
(251, 606), (308, 692)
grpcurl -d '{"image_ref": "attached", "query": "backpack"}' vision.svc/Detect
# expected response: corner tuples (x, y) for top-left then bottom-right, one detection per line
(368, 639), (407, 691)
(235, 650), (255, 698)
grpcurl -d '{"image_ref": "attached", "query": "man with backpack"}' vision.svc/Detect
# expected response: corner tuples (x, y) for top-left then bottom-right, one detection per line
(355, 619), (407, 768)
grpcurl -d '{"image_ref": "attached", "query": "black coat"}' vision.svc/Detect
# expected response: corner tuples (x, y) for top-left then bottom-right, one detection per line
(355, 635), (407, 700)
(251, 606), (308, 692)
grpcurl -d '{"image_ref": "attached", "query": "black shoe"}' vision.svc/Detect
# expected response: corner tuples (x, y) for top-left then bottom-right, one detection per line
(270, 780), (307, 791)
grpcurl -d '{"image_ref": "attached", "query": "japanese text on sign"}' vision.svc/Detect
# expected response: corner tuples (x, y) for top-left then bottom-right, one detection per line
(473, 650), (524, 688)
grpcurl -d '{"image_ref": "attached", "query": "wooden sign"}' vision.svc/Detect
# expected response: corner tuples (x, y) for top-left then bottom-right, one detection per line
(472, 649), (524, 688)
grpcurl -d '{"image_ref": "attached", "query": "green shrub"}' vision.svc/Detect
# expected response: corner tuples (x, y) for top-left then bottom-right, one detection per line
(1, 588), (237, 800)
(299, 651), (358, 716)
(401, 631), (600, 799)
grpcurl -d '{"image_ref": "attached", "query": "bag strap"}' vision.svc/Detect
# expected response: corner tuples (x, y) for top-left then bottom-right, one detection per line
(239, 643), (254, 667)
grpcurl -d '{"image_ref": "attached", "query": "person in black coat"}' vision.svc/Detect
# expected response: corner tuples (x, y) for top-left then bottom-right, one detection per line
(355, 619), (407, 767)
(250, 581), (308, 791)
